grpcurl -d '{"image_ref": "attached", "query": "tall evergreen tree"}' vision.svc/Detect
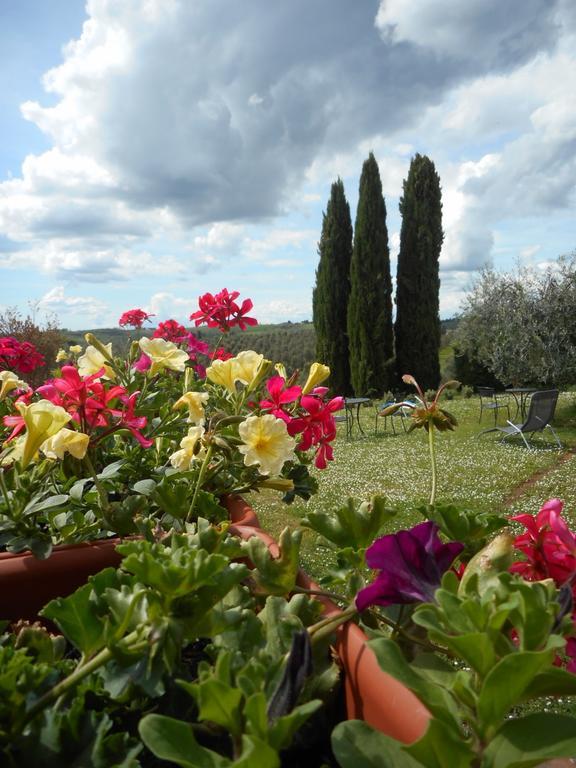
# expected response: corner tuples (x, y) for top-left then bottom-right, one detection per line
(312, 178), (353, 395)
(394, 154), (443, 391)
(347, 153), (393, 396)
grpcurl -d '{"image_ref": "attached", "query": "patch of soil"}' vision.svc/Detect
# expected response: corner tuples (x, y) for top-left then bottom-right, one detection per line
(503, 450), (575, 507)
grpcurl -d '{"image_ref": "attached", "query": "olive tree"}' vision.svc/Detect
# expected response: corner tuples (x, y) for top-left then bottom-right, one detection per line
(455, 256), (576, 387)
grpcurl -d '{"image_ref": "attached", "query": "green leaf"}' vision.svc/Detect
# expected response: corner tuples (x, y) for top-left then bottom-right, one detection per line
(523, 667), (576, 699)
(234, 735), (280, 768)
(194, 678), (243, 736)
(301, 496), (396, 550)
(268, 699), (322, 751)
(138, 714), (231, 768)
(23, 494), (69, 515)
(332, 720), (422, 768)
(40, 579), (109, 655)
(483, 713), (576, 768)
(132, 479), (157, 495)
(245, 528), (301, 596)
(405, 719), (474, 768)
(443, 633), (497, 678)
(97, 460), (124, 480)
(477, 649), (554, 733)
(368, 638), (459, 727)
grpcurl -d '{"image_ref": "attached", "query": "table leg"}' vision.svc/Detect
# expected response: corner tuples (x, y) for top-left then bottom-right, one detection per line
(355, 404), (366, 436)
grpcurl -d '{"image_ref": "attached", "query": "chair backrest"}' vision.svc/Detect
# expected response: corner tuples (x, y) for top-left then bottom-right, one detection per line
(477, 387), (496, 398)
(521, 390), (559, 431)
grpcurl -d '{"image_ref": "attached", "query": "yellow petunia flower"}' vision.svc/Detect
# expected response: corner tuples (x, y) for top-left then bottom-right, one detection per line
(238, 414), (296, 476)
(302, 362), (330, 394)
(40, 428), (90, 460)
(0, 371), (28, 400)
(206, 358), (237, 394)
(169, 425), (206, 471)
(234, 350), (264, 386)
(16, 400), (71, 468)
(78, 343), (115, 379)
(139, 337), (189, 377)
(173, 391), (210, 425)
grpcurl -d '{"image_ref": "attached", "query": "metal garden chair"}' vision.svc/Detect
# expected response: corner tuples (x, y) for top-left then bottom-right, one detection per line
(480, 389), (562, 449)
(477, 387), (510, 426)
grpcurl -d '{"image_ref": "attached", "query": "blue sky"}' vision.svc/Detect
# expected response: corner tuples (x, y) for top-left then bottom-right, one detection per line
(1, 0), (575, 329)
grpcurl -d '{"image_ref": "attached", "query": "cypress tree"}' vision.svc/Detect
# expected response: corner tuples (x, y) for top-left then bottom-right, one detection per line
(312, 178), (353, 395)
(347, 153), (393, 397)
(394, 154), (443, 391)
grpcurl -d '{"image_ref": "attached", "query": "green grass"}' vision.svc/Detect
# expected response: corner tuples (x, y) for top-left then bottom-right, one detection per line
(247, 393), (576, 577)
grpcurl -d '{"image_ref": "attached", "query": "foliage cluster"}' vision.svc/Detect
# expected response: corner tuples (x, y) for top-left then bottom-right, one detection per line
(454, 257), (576, 387)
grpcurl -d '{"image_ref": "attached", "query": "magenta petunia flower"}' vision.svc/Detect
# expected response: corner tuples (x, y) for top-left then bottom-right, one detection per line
(355, 521), (464, 612)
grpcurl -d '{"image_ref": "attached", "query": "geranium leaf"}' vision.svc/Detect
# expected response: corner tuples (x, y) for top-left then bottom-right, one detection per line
(40, 577), (111, 655)
(245, 528), (301, 596)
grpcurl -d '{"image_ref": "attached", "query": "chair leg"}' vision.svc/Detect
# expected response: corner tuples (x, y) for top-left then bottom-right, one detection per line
(546, 424), (563, 449)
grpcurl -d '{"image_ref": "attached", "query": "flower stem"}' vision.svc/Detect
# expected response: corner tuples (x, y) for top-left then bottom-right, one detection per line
(0, 469), (11, 510)
(83, 454), (110, 514)
(307, 604), (357, 644)
(187, 445), (213, 522)
(428, 425), (437, 506)
(293, 586), (349, 603)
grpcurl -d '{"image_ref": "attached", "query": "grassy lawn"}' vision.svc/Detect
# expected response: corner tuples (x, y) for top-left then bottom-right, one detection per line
(247, 392), (576, 577)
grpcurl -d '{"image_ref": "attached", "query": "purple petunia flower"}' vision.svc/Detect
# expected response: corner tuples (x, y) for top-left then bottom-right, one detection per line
(355, 521), (464, 612)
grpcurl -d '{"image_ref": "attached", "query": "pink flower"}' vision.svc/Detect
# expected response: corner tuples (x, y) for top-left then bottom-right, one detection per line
(287, 391), (343, 469)
(511, 499), (576, 586)
(133, 354), (151, 372)
(212, 347), (234, 361)
(259, 376), (302, 420)
(0, 337), (45, 374)
(190, 289), (257, 332)
(119, 309), (155, 329)
(110, 391), (153, 448)
(153, 319), (189, 344)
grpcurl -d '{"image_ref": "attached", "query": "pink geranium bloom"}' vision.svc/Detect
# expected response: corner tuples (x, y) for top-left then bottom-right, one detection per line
(37, 365), (126, 431)
(119, 309), (154, 329)
(287, 391), (343, 469)
(110, 391), (153, 448)
(259, 376), (302, 420)
(190, 289), (257, 332)
(511, 499), (576, 586)
(133, 354), (151, 372)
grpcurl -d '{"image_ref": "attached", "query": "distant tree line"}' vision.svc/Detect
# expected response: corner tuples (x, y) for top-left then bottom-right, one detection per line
(313, 152), (443, 398)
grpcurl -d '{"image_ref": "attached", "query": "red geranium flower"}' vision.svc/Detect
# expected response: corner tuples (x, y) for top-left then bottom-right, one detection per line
(190, 289), (257, 332)
(119, 309), (155, 329)
(510, 499), (576, 586)
(153, 319), (189, 344)
(0, 337), (45, 374)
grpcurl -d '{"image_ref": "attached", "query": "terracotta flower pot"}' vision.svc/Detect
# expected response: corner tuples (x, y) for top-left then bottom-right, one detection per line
(0, 494), (258, 622)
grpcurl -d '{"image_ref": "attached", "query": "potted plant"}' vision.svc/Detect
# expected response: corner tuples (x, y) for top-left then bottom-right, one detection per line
(2, 489), (576, 766)
(0, 290), (343, 618)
